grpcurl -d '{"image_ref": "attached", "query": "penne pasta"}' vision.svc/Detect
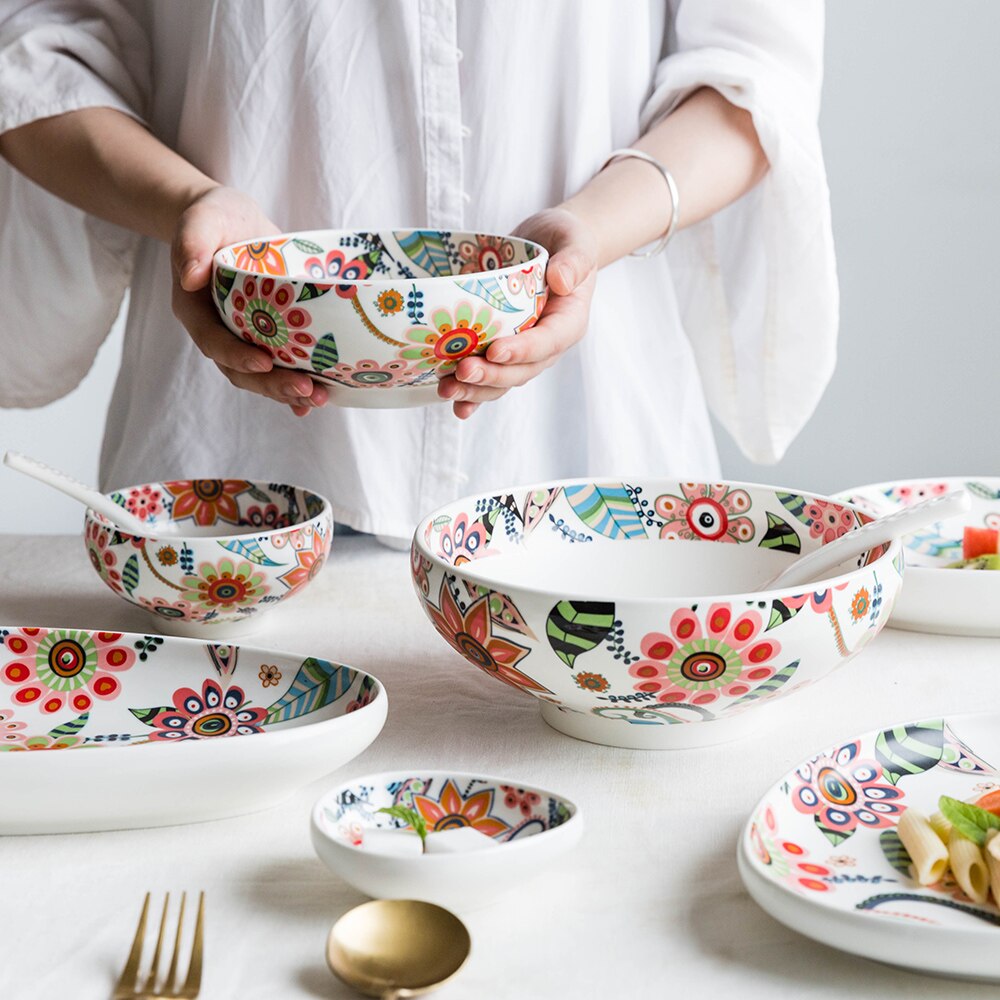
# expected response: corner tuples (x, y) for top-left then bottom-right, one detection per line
(897, 809), (949, 885)
(928, 810), (952, 844)
(985, 829), (1000, 905)
(948, 829), (990, 904)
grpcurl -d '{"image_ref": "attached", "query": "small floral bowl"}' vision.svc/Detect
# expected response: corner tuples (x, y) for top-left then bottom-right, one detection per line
(411, 478), (904, 751)
(310, 771), (583, 911)
(83, 478), (332, 639)
(211, 229), (548, 409)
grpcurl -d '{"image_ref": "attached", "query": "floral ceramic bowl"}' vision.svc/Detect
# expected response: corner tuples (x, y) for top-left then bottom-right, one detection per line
(0, 627), (387, 833)
(83, 478), (332, 639)
(836, 477), (1000, 637)
(212, 229), (548, 408)
(411, 478), (904, 751)
(311, 771), (582, 911)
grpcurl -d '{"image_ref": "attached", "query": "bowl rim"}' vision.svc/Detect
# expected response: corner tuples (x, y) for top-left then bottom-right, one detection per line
(212, 227), (550, 287)
(0, 626), (388, 759)
(412, 474), (903, 605)
(83, 477), (333, 543)
(311, 767), (583, 858)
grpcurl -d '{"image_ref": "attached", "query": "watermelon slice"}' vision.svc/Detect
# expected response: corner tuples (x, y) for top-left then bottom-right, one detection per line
(963, 526), (999, 560)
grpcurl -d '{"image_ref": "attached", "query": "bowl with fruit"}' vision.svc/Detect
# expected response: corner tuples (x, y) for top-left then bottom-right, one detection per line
(836, 476), (1000, 637)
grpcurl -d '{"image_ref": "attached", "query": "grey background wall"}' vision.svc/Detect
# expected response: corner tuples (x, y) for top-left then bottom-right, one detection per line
(2, 0), (998, 532)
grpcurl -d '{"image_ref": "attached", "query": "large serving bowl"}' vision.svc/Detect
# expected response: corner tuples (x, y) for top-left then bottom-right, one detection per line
(311, 770), (583, 911)
(212, 229), (548, 408)
(836, 476), (1000, 637)
(411, 478), (904, 750)
(0, 627), (387, 833)
(84, 478), (332, 639)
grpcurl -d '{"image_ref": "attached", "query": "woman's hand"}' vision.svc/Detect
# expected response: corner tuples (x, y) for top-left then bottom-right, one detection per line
(170, 186), (329, 417)
(438, 206), (598, 419)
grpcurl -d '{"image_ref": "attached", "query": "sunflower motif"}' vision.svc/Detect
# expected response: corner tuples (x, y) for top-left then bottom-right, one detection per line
(424, 578), (549, 695)
(233, 239), (287, 276)
(412, 779), (511, 837)
(628, 604), (780, 707)
(230, 275), (316, 364)
(180, 558), (267, 610)
(399, 302), (501, 373)
(163, 480), (250, 528)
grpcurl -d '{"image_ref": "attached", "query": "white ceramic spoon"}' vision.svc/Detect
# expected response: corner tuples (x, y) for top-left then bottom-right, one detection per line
(764, 488), (971, 590)
(3, 451), (193, 536)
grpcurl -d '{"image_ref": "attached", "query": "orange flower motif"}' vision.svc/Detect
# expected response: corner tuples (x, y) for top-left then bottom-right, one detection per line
(279, 528), (329, 593)
(413, 779), (511, 837)
(233, 240), (287, 275)
(425, 578), (549, 695)
(164, 479), (251, 527)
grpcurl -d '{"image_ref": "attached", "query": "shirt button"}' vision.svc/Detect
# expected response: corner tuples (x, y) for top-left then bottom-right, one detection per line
(460, 124), (472, 139)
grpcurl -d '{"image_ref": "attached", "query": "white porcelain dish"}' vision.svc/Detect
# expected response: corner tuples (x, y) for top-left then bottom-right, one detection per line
(739, 712), (1000, 982)
(311, 770), (583, 911)
(0, 626), (386, 833)
(835, 477), (1000, 636)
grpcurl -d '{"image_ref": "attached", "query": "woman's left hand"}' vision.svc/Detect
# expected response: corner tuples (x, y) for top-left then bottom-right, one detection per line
(437, 206), (598, 419)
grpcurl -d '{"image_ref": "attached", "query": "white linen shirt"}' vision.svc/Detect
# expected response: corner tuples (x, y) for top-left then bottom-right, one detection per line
(0, 0), (837, 541)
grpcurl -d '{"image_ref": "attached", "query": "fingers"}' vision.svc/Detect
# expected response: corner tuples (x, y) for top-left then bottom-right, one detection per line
(172, 281), (277, 376)
(172, 281), (329, 409)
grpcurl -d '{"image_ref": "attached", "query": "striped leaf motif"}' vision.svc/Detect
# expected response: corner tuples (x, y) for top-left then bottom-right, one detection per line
(265, 657), (354, 724)
(564, 483), (647, 540)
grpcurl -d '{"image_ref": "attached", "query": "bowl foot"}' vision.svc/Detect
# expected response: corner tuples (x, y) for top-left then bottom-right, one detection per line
(539, 701), (770, 750)
(315, 379), (443, 409)
(141, 614), (264, 640)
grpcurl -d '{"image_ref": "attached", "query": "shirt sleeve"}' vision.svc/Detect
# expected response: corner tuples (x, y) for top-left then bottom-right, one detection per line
(0, 1), (149, 407)
(641, 0), (837, 465)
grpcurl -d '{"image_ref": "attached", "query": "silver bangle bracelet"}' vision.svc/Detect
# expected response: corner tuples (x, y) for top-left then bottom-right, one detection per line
(600, 148), (680, 257)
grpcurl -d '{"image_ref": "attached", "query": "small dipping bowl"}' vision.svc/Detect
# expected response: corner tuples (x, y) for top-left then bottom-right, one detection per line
(311, 770), (583, 911)
(83, 478), (332, 638)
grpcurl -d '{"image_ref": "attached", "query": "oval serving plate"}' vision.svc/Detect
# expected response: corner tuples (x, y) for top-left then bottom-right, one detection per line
(835, 477), (1000, 636)
(0, 626), (387, 833)
(739, 712), (1000, 982)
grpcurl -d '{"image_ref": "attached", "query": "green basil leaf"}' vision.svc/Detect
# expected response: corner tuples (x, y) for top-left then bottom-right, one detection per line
(377, 805), (428, 846)
(938, 794), (1000, 846)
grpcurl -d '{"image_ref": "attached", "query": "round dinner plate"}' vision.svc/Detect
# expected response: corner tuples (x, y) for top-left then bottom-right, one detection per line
(835, 477), (1000, 636)
(738, 712), (1000, 982)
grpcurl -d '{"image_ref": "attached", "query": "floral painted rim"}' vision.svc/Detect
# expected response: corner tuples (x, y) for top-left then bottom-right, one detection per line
(740, 711), (1000, 942)
(0, 627), (386, 757)
(214, 229), (548, 287)
(83, 479), (332, 543)
(414, 476), (903, 606)
(313, 769), (582, 857)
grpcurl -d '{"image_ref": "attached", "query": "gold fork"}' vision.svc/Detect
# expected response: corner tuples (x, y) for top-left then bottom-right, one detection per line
(112, 892), (205, 1000)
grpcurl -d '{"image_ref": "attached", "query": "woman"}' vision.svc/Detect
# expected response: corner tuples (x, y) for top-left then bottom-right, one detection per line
(0, 0), (835, 542)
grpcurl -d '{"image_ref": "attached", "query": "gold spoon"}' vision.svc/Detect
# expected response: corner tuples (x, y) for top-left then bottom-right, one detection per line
(326, 899), (471, 999)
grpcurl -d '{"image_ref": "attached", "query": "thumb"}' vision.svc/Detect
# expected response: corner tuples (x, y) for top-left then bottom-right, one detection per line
(172, 209), (219, 292)
(546, 246), (594, 296)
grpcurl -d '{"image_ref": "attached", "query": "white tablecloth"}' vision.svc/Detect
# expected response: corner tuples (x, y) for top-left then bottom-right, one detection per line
(2, 533), (999, 999)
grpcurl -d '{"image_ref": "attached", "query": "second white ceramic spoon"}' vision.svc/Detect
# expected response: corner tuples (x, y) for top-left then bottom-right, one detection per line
(764, 488), (971, 590)
(4, 450), (159, 534)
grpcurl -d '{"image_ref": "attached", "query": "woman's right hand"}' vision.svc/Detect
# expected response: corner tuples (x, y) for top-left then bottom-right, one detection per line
(170, 186), (329, 417)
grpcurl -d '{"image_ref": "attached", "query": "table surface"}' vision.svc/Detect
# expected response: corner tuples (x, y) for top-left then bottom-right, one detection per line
(3, 533), (1000, 999)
